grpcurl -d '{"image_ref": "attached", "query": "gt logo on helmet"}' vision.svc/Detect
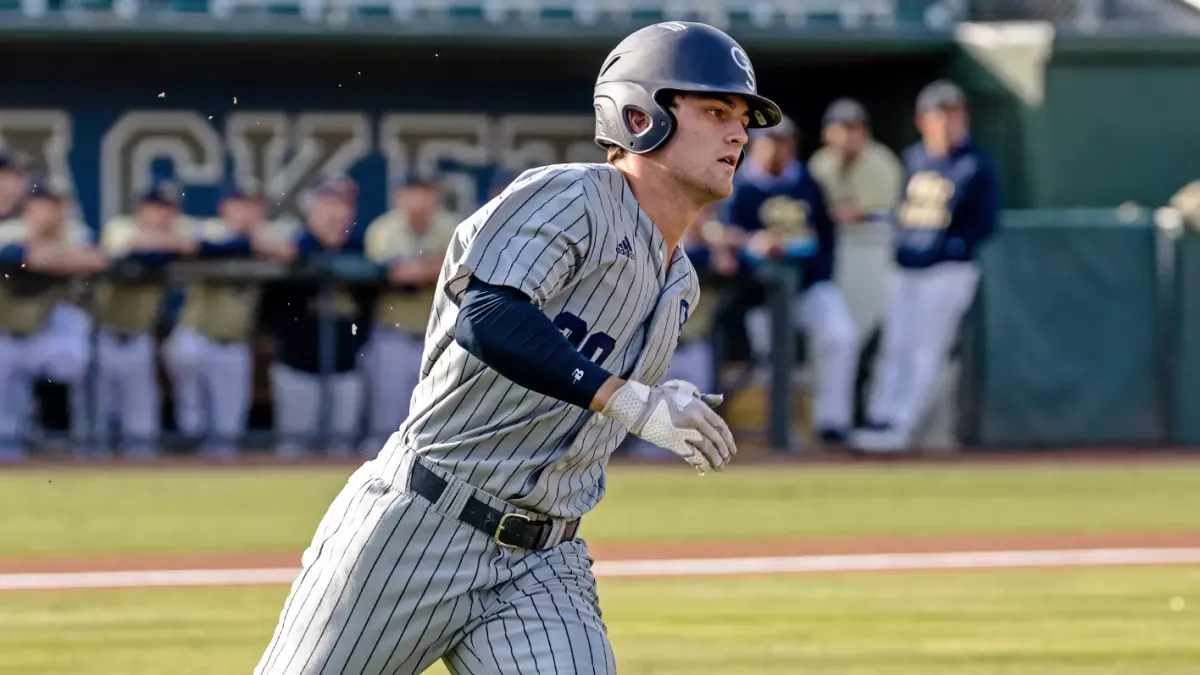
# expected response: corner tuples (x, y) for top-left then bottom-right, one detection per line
(731, 47), (756, 92)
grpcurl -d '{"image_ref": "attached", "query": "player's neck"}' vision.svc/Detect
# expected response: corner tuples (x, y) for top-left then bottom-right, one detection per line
(615, 163), (700, 250)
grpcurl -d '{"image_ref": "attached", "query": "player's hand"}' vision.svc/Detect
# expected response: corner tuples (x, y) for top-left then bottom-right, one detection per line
(600, 379), (736, 474)
(747, 230), (784, 259)
(252, 232), (298, 262)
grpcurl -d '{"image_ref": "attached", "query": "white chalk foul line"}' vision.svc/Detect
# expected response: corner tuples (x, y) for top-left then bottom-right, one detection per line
(2, 547), (1200, 591)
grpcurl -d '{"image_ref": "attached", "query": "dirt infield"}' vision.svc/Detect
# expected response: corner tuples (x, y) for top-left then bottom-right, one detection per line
(3, 530), (1200, 576)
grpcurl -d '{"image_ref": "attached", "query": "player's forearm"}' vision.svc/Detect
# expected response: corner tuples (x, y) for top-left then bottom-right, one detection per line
(455, 277), (615, 411)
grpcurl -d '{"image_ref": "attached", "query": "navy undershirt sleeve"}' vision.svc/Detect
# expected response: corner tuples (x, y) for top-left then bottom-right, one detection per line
(455, 276), (613, 410)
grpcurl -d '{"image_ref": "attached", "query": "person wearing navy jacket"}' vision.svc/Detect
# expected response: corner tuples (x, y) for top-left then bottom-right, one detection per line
(853, 80), (1000, 454)
(260, 175), (378, 459)
(720, 115), (860, 446)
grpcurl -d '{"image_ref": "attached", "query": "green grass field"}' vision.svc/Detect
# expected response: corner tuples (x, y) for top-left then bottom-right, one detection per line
(3, 570), (1197, 674)
(2, 462), (1200, 556)
(2, 461), (1200, 674)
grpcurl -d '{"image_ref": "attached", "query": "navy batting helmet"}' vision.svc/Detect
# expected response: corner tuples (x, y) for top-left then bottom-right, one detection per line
(593, 21), (782, 155)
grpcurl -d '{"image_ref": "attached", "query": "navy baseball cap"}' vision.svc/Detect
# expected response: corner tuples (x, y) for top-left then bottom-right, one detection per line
(310, 174), (358, 200)
(823, 98), (870, 127)
(222, 175), (265, 201)
(916, 80), (967, 112)
(27, 174), (68, 201)
(139, 179), (182, 207)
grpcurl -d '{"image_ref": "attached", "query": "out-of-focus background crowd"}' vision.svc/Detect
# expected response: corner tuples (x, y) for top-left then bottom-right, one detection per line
(4, 0), (1200, 463)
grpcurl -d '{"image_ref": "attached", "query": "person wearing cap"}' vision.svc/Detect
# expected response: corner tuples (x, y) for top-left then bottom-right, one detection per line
(0, 152), (30, 222)
(853, 79), (1000, 454)
(359, 173), (459, 456)
(162, 177), (298, 459)
(92, 178), (199, 457)
(719, 114), (860, 447)
(0, 177), (108, 461)
(260, 174), (378, 458)
(808, 98), (903, 225)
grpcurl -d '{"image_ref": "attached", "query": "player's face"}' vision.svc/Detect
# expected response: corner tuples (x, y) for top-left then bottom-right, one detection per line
(748, 135), (794, 174)
(136, 203), (176, 230)
(24, 197), (63, 233)
(0, 170), (27, 212)
(220, 197), (265, 233)
(658, 94), (750, 201)
(399, 184), (439, 219)
(918, 104), (969, 151)
(309, 194), (353, 246)
(824, 122), (868, 155)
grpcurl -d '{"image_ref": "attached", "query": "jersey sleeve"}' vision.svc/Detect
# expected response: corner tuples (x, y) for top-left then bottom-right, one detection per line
(100, 217), (139, 256)
(363, 213), (400, 264)
(444, 166), (593, 307)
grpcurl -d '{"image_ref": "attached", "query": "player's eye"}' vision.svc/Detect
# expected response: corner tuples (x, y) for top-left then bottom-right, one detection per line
(707, 108), (725, 118)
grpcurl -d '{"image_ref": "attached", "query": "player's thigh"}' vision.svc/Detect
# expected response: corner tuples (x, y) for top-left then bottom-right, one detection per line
(257, 479), (486, 675)
(204, 342), (252, 428)
(0, 334), (31, 438)
(878, 269), (922, 355)
(162, 326), (209, 377)
(913, 263), (981, 353)
(797, 281), (858, 347)
(447, 540), (615, 675)
(271, 363), (321, 435)
(117, 335), (161, 433)
(328, 371), (365, 435)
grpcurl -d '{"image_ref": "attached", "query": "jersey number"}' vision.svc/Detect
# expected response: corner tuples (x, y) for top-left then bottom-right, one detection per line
(553, 311), (616, 367)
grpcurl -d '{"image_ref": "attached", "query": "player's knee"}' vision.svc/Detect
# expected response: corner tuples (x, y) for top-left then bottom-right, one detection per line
(163, 330), (206, 374)
(41, 339), (90, 384)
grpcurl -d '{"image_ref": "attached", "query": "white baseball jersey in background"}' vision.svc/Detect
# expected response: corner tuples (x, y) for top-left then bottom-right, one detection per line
(257, 162), (699, 675)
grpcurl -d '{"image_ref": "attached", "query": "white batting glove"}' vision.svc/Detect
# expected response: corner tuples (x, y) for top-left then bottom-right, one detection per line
(601, 379), (737, 474)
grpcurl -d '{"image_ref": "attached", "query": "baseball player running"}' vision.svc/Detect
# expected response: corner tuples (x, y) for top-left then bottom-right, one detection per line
(853, 80), (1000, 453)
(255, 21), (777, 675)
(361, 175), (460, 456)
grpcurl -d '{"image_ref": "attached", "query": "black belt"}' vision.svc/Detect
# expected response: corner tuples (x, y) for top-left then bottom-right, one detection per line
(410, 461), (580, 551)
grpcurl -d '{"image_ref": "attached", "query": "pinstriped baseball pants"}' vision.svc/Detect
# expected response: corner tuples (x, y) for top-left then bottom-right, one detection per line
(254, 457), (616, 675)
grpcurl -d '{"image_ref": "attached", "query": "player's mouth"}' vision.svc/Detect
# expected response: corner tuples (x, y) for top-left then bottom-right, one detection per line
(717, 154), (738, 167)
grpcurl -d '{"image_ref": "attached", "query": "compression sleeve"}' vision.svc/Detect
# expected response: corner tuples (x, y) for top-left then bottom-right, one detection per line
(455, 276), (613, 410)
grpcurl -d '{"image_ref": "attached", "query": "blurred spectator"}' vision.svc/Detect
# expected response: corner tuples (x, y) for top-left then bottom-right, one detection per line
(808, 98), (903, 226)
(261, 175), (377, 458)
(93, 179), (197, 457)
(1170, 180), (1200, 230)
(0, 152), (30, 222)
(360, 174), (458, 456)
(853, 80), (1000, 454)
(721, 116), (860, 446)
(628, 205), (735, 460)
(0, 177), (106, 461)
(162, 177), (297, 459)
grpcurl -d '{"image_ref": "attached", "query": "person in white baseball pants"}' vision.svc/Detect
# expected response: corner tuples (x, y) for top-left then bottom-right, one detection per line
(0, 178), (108, 460)
(93, 180), (198, 457)
(360, 175), (459, 456)
(853, 80), (1000, 453)
(721, 117), (860, 446)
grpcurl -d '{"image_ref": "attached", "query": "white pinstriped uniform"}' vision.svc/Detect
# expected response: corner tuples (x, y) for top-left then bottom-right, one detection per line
(256, 163), (699, 675)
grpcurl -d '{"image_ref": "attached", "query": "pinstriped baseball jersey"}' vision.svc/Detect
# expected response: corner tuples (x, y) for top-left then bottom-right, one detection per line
(376, 162), (700, 518)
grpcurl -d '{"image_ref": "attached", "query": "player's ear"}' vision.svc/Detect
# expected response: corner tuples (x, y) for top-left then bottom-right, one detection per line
(625, 108), (652, 134)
